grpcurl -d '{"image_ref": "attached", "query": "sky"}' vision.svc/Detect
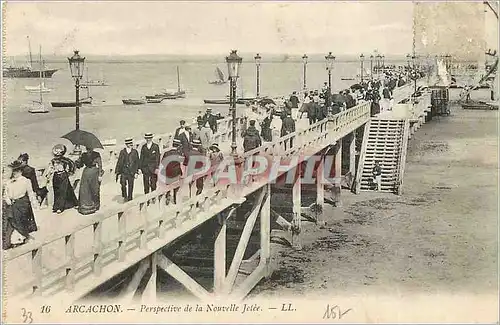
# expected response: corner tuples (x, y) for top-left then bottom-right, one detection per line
(3, 1), (416, 57)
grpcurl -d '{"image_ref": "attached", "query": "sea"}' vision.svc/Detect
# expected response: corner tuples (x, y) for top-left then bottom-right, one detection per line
(2, 55), (404, 167)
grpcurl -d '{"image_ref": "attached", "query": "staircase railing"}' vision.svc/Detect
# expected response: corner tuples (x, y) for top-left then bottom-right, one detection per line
(354, 119), (371, 194)
(395, 119), (410, 195)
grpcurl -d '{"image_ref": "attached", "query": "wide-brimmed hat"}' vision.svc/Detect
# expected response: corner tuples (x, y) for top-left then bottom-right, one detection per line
(52, 144), (67, 157)
(18, 153), (29, 162)
(8, 160), (23, 171)
(125, 138), (134, 145)
(209, 143), (220, 151)
(144, 133), (154, 139)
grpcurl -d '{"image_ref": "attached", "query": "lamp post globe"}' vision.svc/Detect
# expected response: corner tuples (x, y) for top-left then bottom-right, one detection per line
(226, 50), (242, 156)
(254, 53), (262, 98)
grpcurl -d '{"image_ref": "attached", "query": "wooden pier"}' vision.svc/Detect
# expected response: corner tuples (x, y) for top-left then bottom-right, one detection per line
(4, 79), (434, 305)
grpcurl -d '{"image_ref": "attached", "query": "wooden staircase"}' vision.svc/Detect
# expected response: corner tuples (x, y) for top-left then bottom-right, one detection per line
(355, 118), (410, 194)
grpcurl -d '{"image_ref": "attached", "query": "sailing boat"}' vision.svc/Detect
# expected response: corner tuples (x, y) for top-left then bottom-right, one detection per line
(25, 59), (53, 92)
(25, 80), (52, 93)
(145, 66), (186, 100)
(27, 46), (49, 113)
(4, 36), (58, 78)
(51, 69), (93, 107)
(81, 67), (109, 87)
(208, 67), (227, 85)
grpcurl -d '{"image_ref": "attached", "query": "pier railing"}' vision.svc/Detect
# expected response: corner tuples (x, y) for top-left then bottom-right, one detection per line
(4, 100), (371, 302)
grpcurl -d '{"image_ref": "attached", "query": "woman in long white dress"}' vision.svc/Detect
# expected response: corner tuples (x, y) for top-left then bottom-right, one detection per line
(3, 160), (39, 248)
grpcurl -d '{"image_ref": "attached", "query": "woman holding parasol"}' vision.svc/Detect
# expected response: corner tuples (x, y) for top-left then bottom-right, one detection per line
(75, 146), (103, 215)
(62, 129), (104, 214)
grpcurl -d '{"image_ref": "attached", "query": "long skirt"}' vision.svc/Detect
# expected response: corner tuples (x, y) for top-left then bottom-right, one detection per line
(2, 201), (13, 249)
(261, 127), (272, 142)
(52, 171), (78, 212)
(78, 166), (100, 215)
(9, 194), (38, 238)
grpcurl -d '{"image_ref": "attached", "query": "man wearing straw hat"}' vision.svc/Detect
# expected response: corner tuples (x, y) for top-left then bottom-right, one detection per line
(140, 133), (160, 194)
(115, 138), (140, 202)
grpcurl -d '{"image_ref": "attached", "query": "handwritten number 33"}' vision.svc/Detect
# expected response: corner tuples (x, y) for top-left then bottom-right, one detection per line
(21, 308), (33, 324)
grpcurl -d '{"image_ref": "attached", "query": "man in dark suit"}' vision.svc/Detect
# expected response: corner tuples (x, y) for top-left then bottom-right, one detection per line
(173, 120), (186, 149)
(115, 138), (140, 202)
(280, 113), (296, 150)
(203, 108), (218, 134)
(140, 133), (160, 194)
(179, 126), (193, 176)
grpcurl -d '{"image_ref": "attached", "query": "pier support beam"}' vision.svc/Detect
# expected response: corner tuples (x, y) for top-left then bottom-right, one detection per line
(315, 155), (326, 226)
(260, 184), (271, 277)
(224, 188), (266, 294)
(119, 259), (149, 303)
(349, 131), (356, 176)
(142, 252), (158, 302)
(213, 209), (235, 296)
(333, 140), (342, 207)
(292, 166), (302, 250)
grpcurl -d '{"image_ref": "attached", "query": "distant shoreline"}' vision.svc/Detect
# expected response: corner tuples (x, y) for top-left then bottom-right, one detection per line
(3, 53), (485, 65)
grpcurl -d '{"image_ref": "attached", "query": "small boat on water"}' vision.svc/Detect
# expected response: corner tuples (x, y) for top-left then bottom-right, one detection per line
(341, 77), (355, 81)
(208, 67), (227, 85)
(146, 98), (163, 103)
(25, 81), (52, 93)
(51, 96), (93, 107)
(203, 97), (257, 105)
(81, 68), (109, 87)
(27, 100), (49, 114)
(51, 84), (93, 107)
(146, 93), (180, 100)
(123, 99), (146, 105)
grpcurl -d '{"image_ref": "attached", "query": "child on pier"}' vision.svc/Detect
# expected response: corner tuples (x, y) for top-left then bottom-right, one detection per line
(372, 161), (382, 191)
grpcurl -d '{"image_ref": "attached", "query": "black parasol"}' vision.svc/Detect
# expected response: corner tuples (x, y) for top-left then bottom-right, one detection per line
(331, 93), (346, 105)
(350, 84), (363, 91)
(62, 129), (104, 150)
(258, 98), (276, 106)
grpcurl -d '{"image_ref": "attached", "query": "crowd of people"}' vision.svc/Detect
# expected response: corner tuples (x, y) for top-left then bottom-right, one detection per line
(2, 64), (426, 250)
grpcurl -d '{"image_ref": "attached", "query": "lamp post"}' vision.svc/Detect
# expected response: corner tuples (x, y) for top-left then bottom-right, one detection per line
(226, 50), (242, 156)
(68, 50), (85, 154)
(68, 50), (85, 130)
(325, 52), (335, 109)
(376, 54), (382, 77)
(302, 54), (308, 90)
(370, 55), (374, 79)
(411, 54), (417, 95)
(254, 53), (262, 98)
(382, 55), (385, 69)
(359, 54), (365, 83)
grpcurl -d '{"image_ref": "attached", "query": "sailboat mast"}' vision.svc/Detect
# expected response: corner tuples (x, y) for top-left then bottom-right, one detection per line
(177, 66), (181, 92)
(27, 36), (33, 68)
(86, 67), (90, 97)
(39, 45), (43, 103)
